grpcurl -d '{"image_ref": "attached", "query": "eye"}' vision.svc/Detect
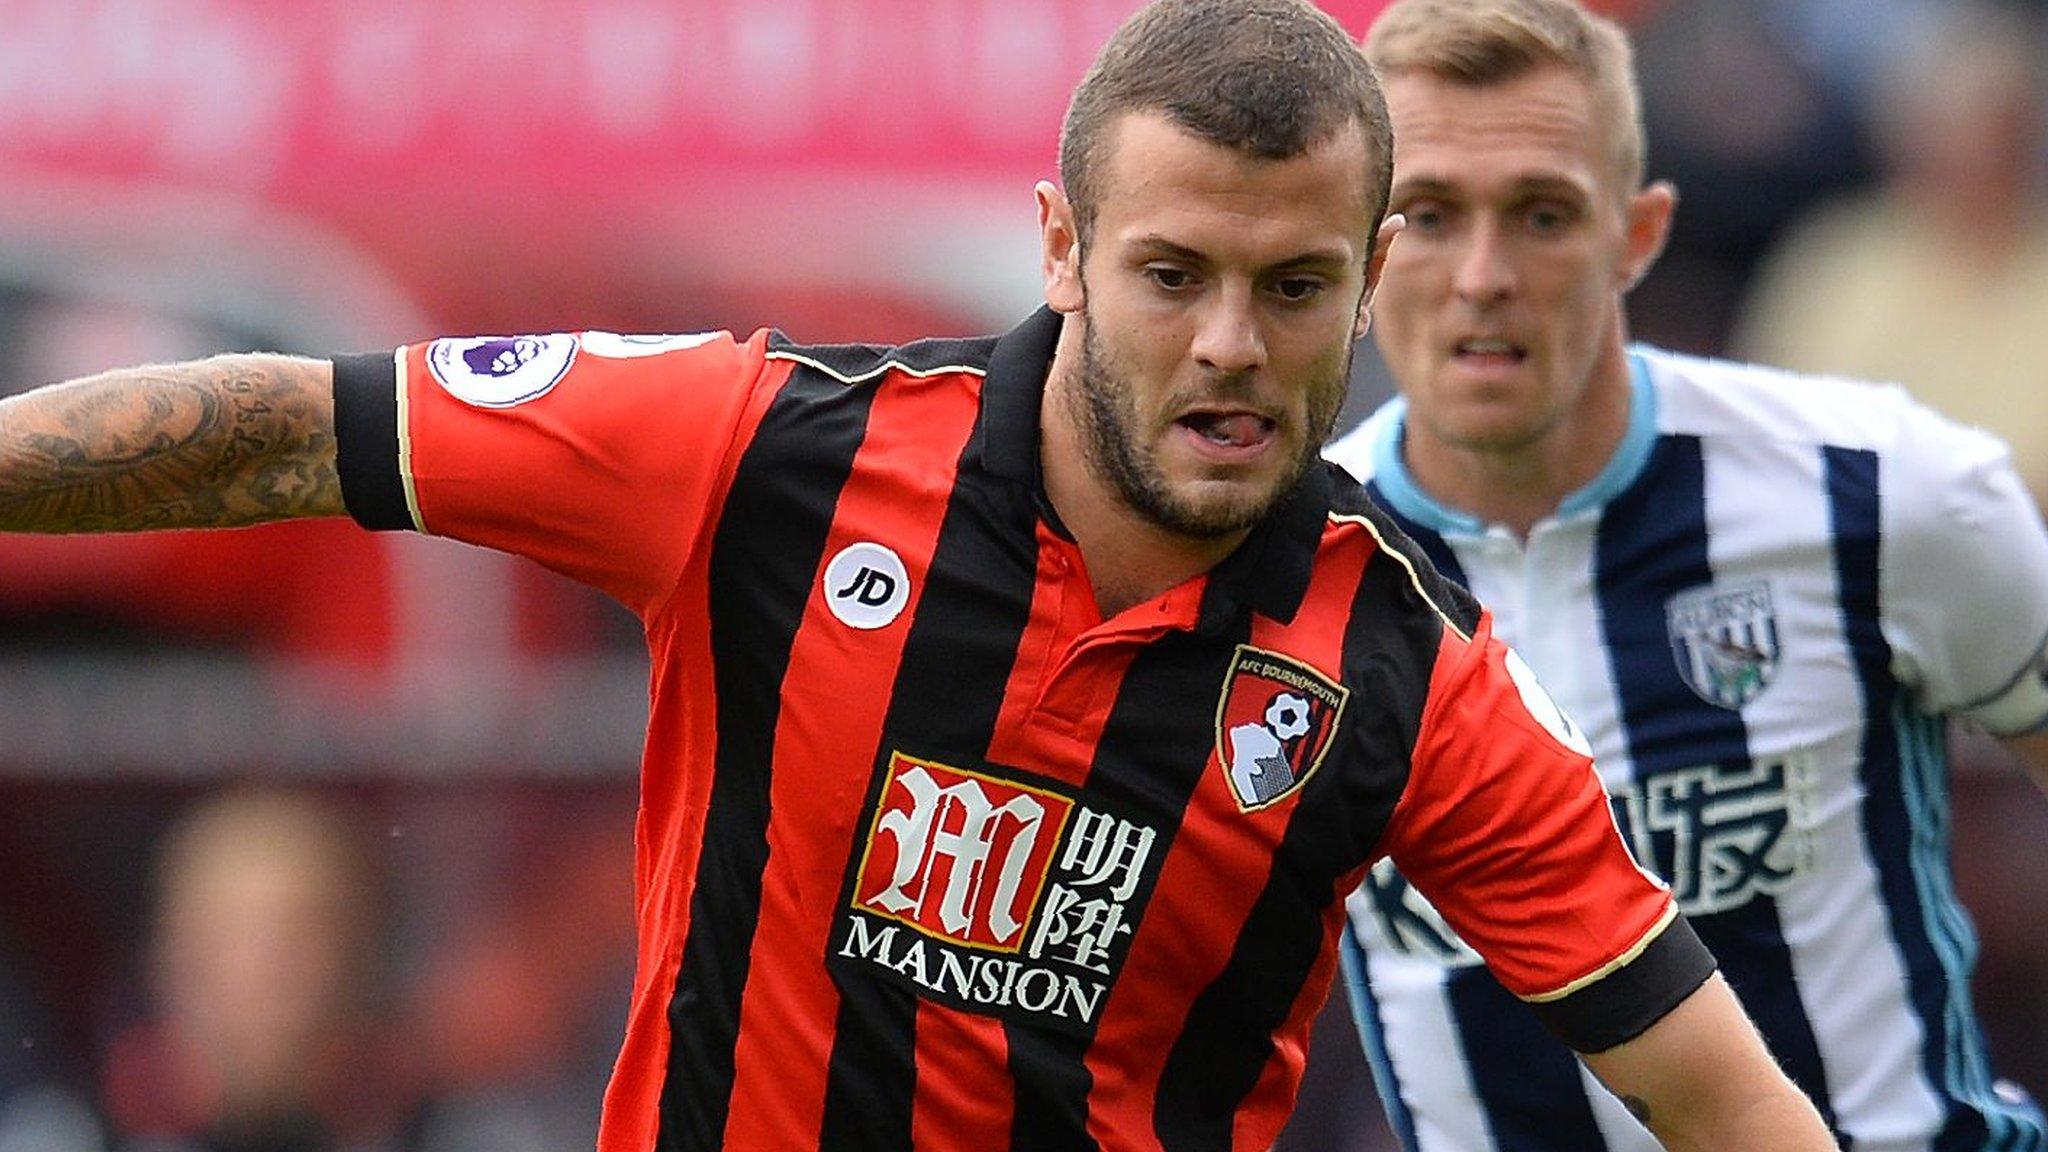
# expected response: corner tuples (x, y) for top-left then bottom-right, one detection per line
(1399, 200), (1448, 234)
(1144, 265), (1194, 291)
(1525, 202), (1575, 235)
(1272, 276), (1327, 303)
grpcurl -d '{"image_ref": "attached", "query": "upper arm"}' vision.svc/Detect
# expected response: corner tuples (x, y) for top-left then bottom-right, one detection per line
(0, 353), (342, 532)
(1383, 619), (1713, 1051)
(334, 331), (776, 614)
(1581, 974), (1834, 1151)
(1881, 414), (2048, 720)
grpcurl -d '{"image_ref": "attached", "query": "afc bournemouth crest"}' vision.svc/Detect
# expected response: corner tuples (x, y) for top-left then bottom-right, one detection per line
(1215, 646), (1349, 810)
(1666, 581), (1780, 710)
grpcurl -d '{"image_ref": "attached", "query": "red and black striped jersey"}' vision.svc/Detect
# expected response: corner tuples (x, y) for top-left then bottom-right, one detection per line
(330, 309), (1714, 1152)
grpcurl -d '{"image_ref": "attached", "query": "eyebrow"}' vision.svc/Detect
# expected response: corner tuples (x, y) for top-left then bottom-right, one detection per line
(1126, 234), (1355, 271)
(1392, 173), (1591, 201)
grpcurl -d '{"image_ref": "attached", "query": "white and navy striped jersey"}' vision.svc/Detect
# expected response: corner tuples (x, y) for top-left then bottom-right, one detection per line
(1326, 347), (2048, 1152)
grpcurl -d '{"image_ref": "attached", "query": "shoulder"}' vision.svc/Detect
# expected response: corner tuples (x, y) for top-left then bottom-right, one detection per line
(1324, 466), (1482, 639)
(764, 332), (1001, 386)
(1638, 345), (1997, 463)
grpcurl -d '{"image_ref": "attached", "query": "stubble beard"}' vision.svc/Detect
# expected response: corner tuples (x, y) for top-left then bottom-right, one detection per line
(1069, 314), (1351, 540)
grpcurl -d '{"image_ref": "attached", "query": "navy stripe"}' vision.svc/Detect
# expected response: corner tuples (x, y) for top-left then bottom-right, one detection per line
(818, 402), (1040, 1152)
(1339, 929), (1419, 1152)
(1827, 446), (2048, 1152)
(661, 364), (881, 1152)
(1446, 967), (1607, 1151)
(1596, 435), (1841, 1139)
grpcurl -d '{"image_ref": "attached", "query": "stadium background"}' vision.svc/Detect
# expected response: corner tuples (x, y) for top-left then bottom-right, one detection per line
(0, 1), (2042, 1149)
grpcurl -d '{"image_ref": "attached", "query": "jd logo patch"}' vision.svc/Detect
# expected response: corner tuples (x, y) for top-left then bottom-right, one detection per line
(822, 542), (911, 629)
(1666, 581), (1780, 710)
(1215, 646), (1348, 810)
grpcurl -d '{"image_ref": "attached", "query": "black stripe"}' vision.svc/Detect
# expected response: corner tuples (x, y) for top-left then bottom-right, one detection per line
(1530, 916), (1713, 1053)
(1006, 626), (1253, 1152)
(1363, 478), (1470, 591)
(768, 331), (1001, 382)
(330, 353), (411, 531)
(1007, 1025), (1097, 1152)
(1155, 542), (1435, 1151)
(658, 363), (881, 1152)
(1594, 435), (1841, 1132)
(817, 401), (1041, 1152)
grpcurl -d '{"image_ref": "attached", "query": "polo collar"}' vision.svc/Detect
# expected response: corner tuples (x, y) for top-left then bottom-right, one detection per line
(976, 306), (1324, 630)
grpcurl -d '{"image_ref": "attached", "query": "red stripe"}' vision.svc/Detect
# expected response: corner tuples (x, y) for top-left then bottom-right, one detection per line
(1086, 520), (1369, 1147)
(911, 1007), (1016, 1148)
(719, 367), (986, 1147)
(596, 355), (793, 1152)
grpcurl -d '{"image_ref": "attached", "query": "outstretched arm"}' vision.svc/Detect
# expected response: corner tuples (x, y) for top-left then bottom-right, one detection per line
(1582, 973), (1833, 1151)
(0, 354), (344, 532)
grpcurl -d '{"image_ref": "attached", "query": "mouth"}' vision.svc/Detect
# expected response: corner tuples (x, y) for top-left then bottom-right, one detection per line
(1452, 336), (1528, 366)
(1176, 409), (1280, 455)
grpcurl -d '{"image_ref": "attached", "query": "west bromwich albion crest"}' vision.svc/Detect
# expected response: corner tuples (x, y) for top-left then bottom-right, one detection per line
(1215, 646), (1348, 810)
(1666, 580), (1780, 710)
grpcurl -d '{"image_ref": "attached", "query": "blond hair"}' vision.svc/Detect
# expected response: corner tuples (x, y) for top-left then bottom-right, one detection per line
(1366, 0), (1646, 191)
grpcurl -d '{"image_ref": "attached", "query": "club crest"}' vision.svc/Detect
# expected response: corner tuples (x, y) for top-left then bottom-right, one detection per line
(1666, 581), (1780, 710)
(1214, 646), (1348, 810)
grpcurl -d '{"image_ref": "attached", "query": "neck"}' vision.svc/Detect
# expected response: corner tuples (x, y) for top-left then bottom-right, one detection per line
(1039, 348), (1245, 619)
(1404, 346), (1634, 540)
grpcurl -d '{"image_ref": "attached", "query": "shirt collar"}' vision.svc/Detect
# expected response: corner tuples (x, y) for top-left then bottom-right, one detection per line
(978, 306), (1063, 490)
(977, 306), (1323, 629)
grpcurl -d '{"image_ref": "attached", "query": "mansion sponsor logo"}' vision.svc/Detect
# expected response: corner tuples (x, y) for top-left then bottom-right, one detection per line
(834, 752), (1160, 1032)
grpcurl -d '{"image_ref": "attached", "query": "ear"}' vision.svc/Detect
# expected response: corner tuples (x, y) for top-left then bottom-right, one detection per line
(1354, 213), (1407, 340)
(1037, 181), (1086, 315)
(1619, 179), (1676, 293)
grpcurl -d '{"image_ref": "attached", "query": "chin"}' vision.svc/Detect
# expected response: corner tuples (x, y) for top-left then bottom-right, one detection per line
(1159, 477), (1291, 539)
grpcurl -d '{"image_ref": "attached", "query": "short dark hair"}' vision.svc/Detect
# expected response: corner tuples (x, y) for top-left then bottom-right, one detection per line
(1059, 0), (1392, 244)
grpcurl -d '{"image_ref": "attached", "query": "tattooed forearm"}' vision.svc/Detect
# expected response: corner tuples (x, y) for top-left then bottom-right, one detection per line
(0, 354), (344, 532)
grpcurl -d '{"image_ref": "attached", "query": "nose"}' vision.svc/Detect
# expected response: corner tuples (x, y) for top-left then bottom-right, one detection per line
(1189, 284), (1266, 376)
(1452, 220), (1516, 308)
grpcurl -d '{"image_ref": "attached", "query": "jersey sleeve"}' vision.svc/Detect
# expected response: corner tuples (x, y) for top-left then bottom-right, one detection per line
(1380, 614), (1716, 1052)
(332, 330), (782, 617)
(1880, 404), (2048, 733)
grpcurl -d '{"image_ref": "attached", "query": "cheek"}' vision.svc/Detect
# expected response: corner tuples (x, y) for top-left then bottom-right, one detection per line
(1366, 267), (1431, 340)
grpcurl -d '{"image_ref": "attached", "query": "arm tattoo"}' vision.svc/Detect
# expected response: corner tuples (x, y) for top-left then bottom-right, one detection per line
(0, 355), (345, 532)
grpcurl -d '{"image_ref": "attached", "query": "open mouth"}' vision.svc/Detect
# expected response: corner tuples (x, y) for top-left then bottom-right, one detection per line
(1455, 337), (1527, 364)
(1179, 410), (1279, 450)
